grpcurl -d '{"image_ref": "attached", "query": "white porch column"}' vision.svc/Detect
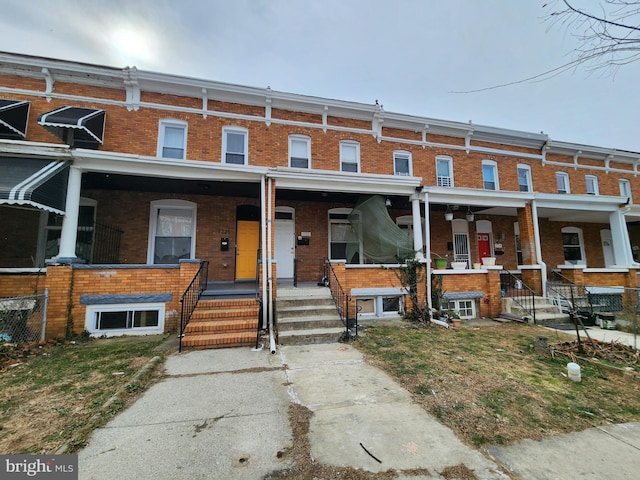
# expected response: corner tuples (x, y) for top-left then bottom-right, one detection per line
(609, 209), (634, 266)
(423, 191), (432, 311)
(411, 195), (424, 260)
(56, 165), (82, 262)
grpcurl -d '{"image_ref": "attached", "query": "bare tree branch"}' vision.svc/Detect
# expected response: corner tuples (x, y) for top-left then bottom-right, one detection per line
(452, 1), (640, 93)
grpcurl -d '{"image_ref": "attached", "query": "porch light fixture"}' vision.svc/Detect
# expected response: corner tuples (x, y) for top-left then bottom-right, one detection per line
(385, 197), (392, 207)
(444, 205), (454, 221)
(466, 206), (475, 222)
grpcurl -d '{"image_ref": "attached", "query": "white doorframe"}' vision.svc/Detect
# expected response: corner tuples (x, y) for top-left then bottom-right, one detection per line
(274, 207), (295, 279)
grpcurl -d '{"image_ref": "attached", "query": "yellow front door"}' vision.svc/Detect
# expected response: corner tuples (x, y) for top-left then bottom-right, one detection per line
(236, 220), (260, 280)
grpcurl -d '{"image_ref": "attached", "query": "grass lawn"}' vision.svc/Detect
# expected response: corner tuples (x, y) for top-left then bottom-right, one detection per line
(0, 335), (172, 454)
(355, 322), (640, 447)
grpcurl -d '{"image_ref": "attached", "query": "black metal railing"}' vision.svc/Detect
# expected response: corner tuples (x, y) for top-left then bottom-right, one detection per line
(324, 259), (355, 339)
(501, 270), (536, 324)
(76, 222), (123, 264)
(179, 261), (209, 352)
(547, 270), (624, 315)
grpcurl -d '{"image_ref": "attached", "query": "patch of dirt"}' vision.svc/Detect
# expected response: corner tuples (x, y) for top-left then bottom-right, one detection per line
(440, 464), (478, 480)
(263, 402), (480, 480)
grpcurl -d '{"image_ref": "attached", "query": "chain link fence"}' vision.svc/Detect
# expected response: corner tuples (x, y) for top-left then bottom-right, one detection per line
(547, 276), (639, 349)
(0, 291), (48, 344)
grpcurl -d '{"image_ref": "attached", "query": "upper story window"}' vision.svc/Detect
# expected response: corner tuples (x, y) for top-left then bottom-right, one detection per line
(223, 127), (248, 164)
(340, 141), (360, 173)
(585, 175), (599, 195)
(482, 160), (499, 190)
(620, 178), (632, 203)
(289, 135), (310, 168)
(158, 120), (187, 159)
(556, 172), (570, 194)
(393, 150), (412, 176)
(436, 156), (453, 187)
(517, 164), (532, 192)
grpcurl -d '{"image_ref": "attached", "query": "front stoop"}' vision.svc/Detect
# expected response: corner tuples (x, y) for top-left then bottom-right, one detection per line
(276, 287), (345, 346)
(181, 298), (260, 349)
(501, 296), (570, 325)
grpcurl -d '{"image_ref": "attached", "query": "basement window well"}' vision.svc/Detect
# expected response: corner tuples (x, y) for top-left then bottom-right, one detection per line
(84, 303), (165, 337)
(352, 287), (405, 320)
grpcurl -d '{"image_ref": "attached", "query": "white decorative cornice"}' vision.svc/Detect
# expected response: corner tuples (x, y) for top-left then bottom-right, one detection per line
(41, 67), (54, 101)
(123, 66), (140, 111)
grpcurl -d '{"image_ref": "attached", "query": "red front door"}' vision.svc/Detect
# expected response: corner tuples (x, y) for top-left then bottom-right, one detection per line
(477, 233), (491, 259)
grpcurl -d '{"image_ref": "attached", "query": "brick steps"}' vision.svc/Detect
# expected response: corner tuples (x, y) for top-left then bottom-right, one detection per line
(181, 298), (260, 350)
(181, 331), (257, 349)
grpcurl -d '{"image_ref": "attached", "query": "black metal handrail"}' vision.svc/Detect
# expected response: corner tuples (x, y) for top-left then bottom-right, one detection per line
(179, 260), (209, 352)
(547, 270), (589, 314)
(324, 259), (355, 339)
(76, 221), (123, 264)
(501, 270), (536, 324)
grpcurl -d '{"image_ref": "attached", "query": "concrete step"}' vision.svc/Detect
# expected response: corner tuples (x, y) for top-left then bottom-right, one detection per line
(181, 331), (256, 349)
(276, 304), (338, 319)
(276, 297), (336, 309)
(278, 316), (344, 331)
(534, 312), (571, 326)
(276, 287), (332, 299)
(278, 327), (346, 346)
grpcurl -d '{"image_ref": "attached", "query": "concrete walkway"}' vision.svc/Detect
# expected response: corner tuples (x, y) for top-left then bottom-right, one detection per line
(78, 342), (640, 480)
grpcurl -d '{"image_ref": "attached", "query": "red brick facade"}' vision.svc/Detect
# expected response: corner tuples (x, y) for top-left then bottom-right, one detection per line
(1, 52), (639, 338)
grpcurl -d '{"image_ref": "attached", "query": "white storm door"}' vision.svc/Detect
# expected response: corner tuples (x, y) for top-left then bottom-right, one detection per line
(274, 212), (295, 278)
(600, 229), (615, 267)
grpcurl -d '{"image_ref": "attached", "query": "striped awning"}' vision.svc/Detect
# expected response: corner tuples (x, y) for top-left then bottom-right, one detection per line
(38, 106), (105, 149)
(0, 157), (69, 214)
(0, 99), (30, 139)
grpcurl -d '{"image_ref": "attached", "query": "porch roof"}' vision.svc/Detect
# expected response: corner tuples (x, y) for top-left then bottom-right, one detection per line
(0, 157), (69, 214)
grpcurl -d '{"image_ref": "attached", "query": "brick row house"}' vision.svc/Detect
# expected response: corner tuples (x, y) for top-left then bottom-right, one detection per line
(1, 52), (639, 346)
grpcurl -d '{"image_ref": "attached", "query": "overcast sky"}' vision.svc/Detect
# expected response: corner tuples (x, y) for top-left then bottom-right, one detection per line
(2, 0), (639, 152)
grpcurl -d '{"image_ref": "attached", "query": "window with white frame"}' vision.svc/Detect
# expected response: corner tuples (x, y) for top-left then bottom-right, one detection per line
(585, 175), (599, 195)
(289, 135), (310, 168)
(482, 160), (499, 190)
(517, 164), (532, 192)
(158, 120), (187, 159)
(444, 299), (475, 319)
(223, 127), (248, 164)
(85, 303), (165, 337)
(356, 296), (404, 319)
(436, 156), (453, 187)
(562, 226), (586, 265)
(620, 178), (632, 202)
(393, 150), (411, 176)
(340, 141), (360, 172)
(148, 200), (196, 264)
(556, 172), (570, 194)
(328, 208), (361, 263)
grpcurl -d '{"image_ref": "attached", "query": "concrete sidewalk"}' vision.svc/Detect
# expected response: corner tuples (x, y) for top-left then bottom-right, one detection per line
(78, 343), (640, 479)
